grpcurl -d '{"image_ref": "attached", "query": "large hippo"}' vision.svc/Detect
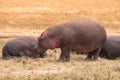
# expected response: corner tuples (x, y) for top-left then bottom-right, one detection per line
(99, 36), (120, 59)
(2, 36), (47, 59)
(37, 20), (106, 62)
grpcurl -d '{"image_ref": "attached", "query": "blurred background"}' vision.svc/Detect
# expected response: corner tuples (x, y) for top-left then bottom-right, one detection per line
(0, 0), (120, 37)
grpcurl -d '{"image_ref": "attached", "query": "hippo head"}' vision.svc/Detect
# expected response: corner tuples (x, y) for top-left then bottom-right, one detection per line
(33, 44), (47, 58)
(37, 30), (62, 56)
(38, 31), (59, 49)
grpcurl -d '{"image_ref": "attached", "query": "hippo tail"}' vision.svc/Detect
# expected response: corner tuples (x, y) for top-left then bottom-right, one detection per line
(2, 46), (10, 59)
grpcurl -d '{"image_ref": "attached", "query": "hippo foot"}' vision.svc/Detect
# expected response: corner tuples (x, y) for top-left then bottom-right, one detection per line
(92, 56), (99, 61)
(85, 57), (98, 61)
(57, 58), (70, 62)
(2, 57), (10, 60)
(85, 57), (92, 61)
(92, 58), (99, 61)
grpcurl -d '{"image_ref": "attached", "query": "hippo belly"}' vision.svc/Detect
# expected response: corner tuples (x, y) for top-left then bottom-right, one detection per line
(71, 45), (100, 52)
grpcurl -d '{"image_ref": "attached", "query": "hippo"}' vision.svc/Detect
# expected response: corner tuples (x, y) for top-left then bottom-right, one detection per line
(2, 36), (47, 59)
(99, 36), (120, 59)
(37, 20), (106, 62)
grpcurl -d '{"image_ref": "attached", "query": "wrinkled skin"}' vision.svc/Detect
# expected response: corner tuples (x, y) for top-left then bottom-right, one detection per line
(2, 36), (47, 59)
(99, 36), (120, 59)
(38, 20), (106, 62)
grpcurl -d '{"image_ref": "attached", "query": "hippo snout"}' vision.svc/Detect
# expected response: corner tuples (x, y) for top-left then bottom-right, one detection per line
(40, 52), (47, 58)
(34, 46), (47, 58)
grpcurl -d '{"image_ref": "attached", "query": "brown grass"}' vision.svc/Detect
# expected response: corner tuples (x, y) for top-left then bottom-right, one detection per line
(0, 0), (120, 80)
(0, 49), (120, 80)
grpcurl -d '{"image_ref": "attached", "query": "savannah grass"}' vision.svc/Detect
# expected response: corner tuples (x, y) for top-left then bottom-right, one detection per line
(0, 0), (120, 80)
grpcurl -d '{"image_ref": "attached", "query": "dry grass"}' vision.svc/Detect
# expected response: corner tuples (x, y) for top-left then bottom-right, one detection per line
(0, 0), (120, 33)
(0, 0), (120, 80)
(0, 38), (120, 80)
(0, 46), (120, 80)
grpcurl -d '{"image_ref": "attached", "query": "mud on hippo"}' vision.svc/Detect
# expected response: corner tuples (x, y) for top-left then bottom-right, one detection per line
(37, 20), (106, 62)
(2, 36), (47, 59)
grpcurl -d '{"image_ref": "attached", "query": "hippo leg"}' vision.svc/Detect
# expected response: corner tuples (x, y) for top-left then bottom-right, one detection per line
(2, 51), (11, 59)
(2, 51), (9, 59)
(86, 52), (93, 60)
(17, 50), (28, 58)
(57, 47), (70, 62)
(2, 47), (12, 59)
(92, 48), (101, 61)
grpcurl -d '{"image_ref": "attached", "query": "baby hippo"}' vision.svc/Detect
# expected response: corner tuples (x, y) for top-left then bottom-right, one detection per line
(2, 36), (47, 59)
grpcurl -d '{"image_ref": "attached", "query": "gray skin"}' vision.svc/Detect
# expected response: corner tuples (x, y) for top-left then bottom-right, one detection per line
(2, 36), (47, 59)
(99, 36), (120, 59)
(38, 20), (107, 62)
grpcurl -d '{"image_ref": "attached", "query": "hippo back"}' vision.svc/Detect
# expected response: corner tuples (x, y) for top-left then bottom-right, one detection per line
(57, 20), (106, 52)
(2, 36), (38, 58)
(100, 36), (120, 59)
(107, 35), (120, 41)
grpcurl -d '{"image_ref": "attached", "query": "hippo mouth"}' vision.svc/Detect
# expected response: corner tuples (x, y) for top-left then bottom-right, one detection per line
(40, 52), (47, 58)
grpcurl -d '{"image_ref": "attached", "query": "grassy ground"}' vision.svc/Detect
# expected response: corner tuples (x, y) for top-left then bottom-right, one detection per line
(0, 0), (120, 80)
(0, 46), (120, 80)
(0, 41), (120, 80)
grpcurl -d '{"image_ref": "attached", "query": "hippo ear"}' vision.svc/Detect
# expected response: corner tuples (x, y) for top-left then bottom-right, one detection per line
(41, 31), (48, 38)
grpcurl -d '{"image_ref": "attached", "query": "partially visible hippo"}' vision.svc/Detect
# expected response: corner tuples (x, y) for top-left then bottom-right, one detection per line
(99, 36), (120, 59)
(2, 36), (47, 59)
(37, 20), (106, 62)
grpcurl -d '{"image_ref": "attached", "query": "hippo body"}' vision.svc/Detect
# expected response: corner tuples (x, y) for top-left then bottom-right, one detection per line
(99, 36), (120, 59)
(38, 20), (106, 62)
(2, 36), (46, 59)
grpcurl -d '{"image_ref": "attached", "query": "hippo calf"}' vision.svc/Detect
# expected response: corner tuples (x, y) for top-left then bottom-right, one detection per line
(2, 36), (47, 59)
(99, 36), (120, 59)
(38, 20), (106, 62)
